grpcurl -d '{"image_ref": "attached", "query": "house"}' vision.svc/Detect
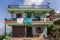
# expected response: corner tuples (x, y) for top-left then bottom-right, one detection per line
(5, 5), (55, 40)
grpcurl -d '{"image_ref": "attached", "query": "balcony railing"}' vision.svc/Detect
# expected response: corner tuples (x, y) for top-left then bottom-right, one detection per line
(5, 18), (53, 23)
(8, 5), (49, 8)
(5, 18), (53, 25)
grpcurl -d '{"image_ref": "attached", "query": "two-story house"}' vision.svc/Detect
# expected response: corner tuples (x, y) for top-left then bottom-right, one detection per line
(5, 5), (55, 40)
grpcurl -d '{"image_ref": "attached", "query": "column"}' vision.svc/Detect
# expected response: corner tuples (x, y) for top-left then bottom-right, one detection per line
(44, 25), (48, 37)
(32, 27), (36, 36)
(5, 21), (6, 37)
(25, 26), (27, 37)
(10, 26), (12, 37)
(44, 14), (47, 21)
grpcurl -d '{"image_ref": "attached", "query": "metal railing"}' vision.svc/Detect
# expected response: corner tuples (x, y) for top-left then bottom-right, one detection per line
(8, 5), (49, 8)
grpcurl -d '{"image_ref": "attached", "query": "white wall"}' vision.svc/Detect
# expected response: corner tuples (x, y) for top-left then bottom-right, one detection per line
(12, 12), (25, 18)
(12, 14), (16, 18)
(32, 27), (36, 35)
(12, 12), (26, 24)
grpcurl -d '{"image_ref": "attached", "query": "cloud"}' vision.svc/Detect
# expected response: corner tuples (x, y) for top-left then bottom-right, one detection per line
(19, 0), (44, 8)
(0, 23), (11, 35)
(23, 0), (44, 5)
(56, 10), (60, 13)
(0, 23), (4, 34)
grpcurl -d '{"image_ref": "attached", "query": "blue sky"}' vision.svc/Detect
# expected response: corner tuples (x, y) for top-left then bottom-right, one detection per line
(0, 0), (24, 34)
(0, 0), (24, 22)
(0, 0), (60, 34)
(0, 0), (60, 22)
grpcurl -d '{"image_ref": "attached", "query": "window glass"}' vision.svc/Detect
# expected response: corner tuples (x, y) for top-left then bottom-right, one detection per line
(16, 14), (22, 18)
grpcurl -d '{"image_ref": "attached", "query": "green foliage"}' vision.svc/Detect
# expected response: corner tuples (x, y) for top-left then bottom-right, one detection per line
(49, 9), (55, 14)
(0, 35), (5, 40)
(6, 35), (10, 40)
(47, 25), (60, 40)
(54, 20), (60, 25)
(47, 25), (53, 35)
(0, 34), (10, 40)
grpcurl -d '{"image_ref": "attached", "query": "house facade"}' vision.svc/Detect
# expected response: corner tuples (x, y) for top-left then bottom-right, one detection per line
(5, 5), (55, 40)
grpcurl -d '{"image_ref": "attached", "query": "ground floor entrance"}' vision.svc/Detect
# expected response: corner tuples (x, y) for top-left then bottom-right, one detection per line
(12, 25), (47, 37)
(26, 27), (33, 37)
(12, 26), (25, 37)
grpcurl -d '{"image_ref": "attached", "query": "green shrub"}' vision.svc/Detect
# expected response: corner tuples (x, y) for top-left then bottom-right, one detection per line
(54, 20), (60, 25)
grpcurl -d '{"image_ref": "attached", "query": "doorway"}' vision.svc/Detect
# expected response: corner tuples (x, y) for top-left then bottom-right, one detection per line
(26, 27), (33, 37)
(12, 26), (25, 37)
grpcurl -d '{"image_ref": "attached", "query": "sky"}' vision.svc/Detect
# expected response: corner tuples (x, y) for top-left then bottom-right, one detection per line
(0, 0), (60, 34)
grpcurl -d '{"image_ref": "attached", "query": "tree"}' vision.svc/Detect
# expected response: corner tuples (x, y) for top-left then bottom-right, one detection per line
(53, 19), (60, 40)
(53, 20), (60, 25)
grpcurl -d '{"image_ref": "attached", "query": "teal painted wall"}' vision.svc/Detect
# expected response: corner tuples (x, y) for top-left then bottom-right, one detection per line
(33, 13), (45, 19)
(24, 13), (46, 25)
(24, 18), (32, 25)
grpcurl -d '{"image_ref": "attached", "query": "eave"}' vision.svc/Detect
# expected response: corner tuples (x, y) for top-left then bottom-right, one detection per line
(6, 8), (53, 14)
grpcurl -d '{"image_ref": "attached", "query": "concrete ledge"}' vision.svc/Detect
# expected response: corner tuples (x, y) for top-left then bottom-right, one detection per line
(11, 37), (45, 40)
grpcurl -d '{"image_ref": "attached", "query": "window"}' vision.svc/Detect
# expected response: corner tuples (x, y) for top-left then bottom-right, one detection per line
(36, 27), (41, 33)
(16, 14), (22, 18)
(35, 16), (40, 19)
(27, 13), (31, 18)
(34, 16), (41, 21)
(36, 27), (43, 34)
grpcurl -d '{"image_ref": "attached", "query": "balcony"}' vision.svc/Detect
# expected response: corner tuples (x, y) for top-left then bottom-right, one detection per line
(8, 5), (49, 8)
(5, 18), (16, 23)
(5, 18), (53, 25)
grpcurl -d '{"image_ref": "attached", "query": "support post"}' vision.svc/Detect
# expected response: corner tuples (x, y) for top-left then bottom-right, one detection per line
(10, 26), (12, 37)
(5, 18), (6, 38)
(25, 26), (26, 37)
(45, 25), (48, 37)
(32, 27), (36, 36)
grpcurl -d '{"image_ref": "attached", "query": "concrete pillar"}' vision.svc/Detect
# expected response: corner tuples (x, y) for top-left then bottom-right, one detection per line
(44, 25), (48, 37)
(25, 27), (27, 37)
(12, 14), (16, 18)
(44, 15), (47, 21)
(32, 27), (36, 36)
(10, 26), (12, 37)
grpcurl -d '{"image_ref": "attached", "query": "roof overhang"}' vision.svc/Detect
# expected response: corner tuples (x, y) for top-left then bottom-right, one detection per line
(6, 8), (53, 14)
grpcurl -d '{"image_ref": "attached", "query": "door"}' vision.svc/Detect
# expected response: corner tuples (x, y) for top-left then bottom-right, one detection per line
(26, 27), (33, 37)
(12, 26), (25, 37)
